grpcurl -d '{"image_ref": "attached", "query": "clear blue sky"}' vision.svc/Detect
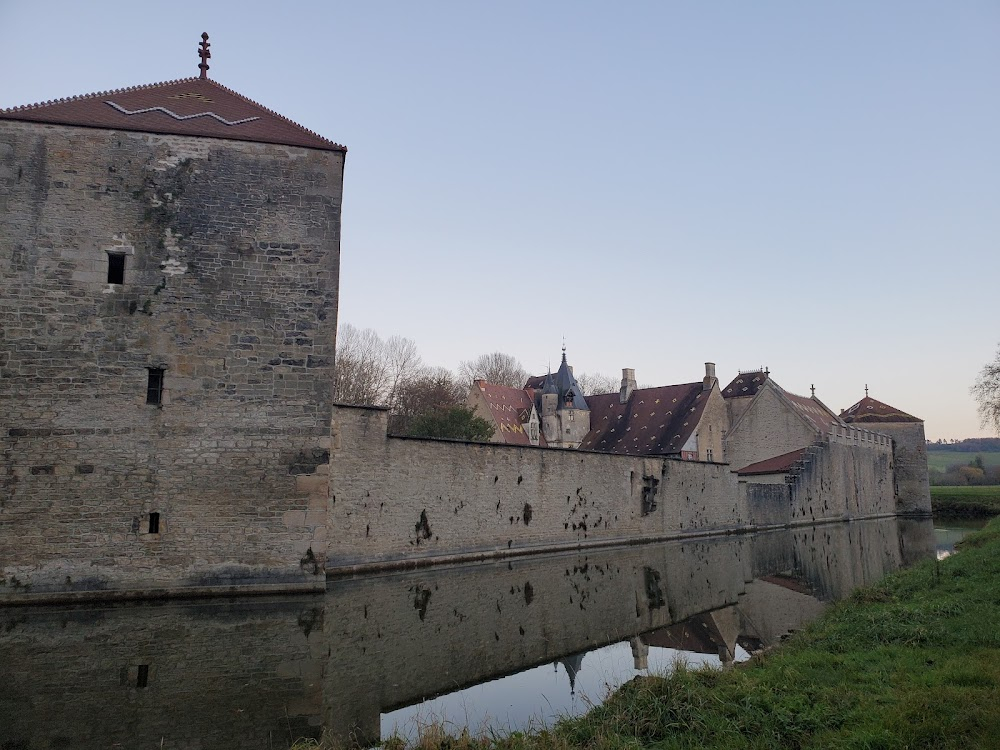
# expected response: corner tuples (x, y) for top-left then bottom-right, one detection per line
(2, 1), (997, 439)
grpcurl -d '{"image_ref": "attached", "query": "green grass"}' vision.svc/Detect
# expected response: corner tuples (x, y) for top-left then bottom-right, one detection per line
(931, 485), (1000, 517)
(297, 518), (1000, 750)
(926, 450), (1000, 472)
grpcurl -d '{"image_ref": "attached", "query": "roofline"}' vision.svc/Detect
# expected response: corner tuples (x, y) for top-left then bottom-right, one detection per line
(0, 76), (347, 153)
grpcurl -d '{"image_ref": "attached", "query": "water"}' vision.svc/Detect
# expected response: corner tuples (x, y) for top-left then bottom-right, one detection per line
(0, 517), (936, 749)
(934, 517), (988, 559)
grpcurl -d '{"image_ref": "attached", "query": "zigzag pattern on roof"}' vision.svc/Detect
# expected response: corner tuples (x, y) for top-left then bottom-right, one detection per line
(1, 76), (347, 152)
(106, 101), (259, 126)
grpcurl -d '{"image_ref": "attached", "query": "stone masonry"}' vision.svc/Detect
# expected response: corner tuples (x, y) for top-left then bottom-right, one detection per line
(0, 120), (343, 601)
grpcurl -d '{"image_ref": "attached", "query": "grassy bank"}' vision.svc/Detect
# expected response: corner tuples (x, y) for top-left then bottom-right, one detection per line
(931, 485), (1000, 517)
(297, 519), (1000, 749)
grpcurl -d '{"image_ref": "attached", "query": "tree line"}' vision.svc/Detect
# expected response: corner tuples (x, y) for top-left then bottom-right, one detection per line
(332, 324), (618, 441)
(929, 455), (1000, 487)
(926, 437), (1000, 452)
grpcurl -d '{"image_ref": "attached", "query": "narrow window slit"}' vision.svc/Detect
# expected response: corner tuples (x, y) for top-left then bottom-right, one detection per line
(136, 664), (149, 688)
(148, 512), (160, 534)
(146, 368), (164, 405)
(107, 254), (126, 285)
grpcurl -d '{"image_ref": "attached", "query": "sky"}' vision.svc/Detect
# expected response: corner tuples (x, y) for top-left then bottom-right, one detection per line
(2, 1), (998, 439)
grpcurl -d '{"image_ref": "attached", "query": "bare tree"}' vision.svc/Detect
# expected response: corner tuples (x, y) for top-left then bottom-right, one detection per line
(458, 352), (528, 388)
(383, 335), (422, 411)
(972, 344), (1000, 434)
(576, 372), (619, 396)
(333, 324), (421, 407)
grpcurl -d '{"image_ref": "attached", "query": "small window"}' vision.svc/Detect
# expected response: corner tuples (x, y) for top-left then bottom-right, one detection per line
(136, 664), (149, 688)
(146, 368), (164, 405)
(148, 512), (160, 534)
(107, 254), (126, 285)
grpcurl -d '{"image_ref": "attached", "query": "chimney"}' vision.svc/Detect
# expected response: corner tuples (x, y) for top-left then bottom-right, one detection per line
(474, 379), (486, 390)
(620, 368), (637, 404)
(703, 362), (718, 392)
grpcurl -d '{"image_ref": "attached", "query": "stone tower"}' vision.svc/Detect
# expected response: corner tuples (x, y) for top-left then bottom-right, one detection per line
(0, 36), (345, 601)
(840, 393), (932, 516)
(536, 348), (590, 448)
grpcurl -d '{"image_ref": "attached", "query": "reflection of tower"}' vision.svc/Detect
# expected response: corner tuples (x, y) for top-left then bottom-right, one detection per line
(630, 636), (649, 670)
(556, 652), (586, 695)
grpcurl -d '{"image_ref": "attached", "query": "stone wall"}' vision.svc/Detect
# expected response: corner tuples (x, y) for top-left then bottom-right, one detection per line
(724, 384), (818, 472)
(788, 429), (895, 523)
(694, 384), (728, 462)
(0, 121), (343, 601)
(877, 422), (932, 515)
(328, 405), (749, 570)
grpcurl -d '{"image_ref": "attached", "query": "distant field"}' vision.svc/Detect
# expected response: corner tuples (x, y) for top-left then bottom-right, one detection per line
(926, 450), (1000, 472)
(931, 485), (1000, 516)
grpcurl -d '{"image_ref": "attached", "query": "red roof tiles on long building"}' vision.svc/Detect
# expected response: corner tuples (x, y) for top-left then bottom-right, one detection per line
(0, 77), (345, 152)
(738, 447), (807, 475)
(475, 382), (546, 447)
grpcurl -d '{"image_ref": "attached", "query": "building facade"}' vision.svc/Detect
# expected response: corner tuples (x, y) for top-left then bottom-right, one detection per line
(0, 52), (345, 600)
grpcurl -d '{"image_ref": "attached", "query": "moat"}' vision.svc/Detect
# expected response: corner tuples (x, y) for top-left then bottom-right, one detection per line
(0, 516), (938, 749)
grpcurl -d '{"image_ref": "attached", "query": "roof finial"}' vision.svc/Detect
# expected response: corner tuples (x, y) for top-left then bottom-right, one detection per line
(810, 384), (815, 397)
(198, 32), (212, 79)
(865, 383), (869, 397)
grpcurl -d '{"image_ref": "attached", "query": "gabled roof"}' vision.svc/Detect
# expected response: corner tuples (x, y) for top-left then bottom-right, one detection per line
(738, 447), (807, 476)
(783, 391), (843, 433)
(474, 382), (546, 447)
(0, 77), (345, 153)
(722, 370), (768, 400)
(580, 382), (709, 456)
(841, 396), (921, 424)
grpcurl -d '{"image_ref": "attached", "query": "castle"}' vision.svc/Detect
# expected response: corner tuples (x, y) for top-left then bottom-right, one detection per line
(1, 36), (342, 599)
(0, 39), (930, 603)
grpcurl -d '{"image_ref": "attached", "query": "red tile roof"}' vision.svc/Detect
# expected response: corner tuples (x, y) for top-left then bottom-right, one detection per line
(580, 383), (709, 456)
(841, 396), (921, 423)
(738, 447), (807, 475)
(722, 370), (768, 399)
(0, 77), (345, 152)
(475, 382), (546, 447)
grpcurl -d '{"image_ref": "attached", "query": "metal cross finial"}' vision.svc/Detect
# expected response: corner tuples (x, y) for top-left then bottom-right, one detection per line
(810, 384), (815, 397)
(865, 383), (869, 397)
(198, 32), (211, 79)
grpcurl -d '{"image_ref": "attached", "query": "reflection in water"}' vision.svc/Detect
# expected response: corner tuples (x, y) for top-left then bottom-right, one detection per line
(0, 518), (935, 750)
(934, 518), (988, 560)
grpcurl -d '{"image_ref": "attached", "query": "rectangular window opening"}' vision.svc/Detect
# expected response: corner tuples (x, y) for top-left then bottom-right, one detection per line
(136, 664), (149, 688)
(107, 254), (126, 285)
(146, 368), (164, 405)
(148, 512), (160, 535)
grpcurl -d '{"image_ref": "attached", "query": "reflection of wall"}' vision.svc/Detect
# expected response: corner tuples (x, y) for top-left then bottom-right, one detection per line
(322, 536), (753, 743)
(0, 598), (325, 749)
(0, 518), (935, 750)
